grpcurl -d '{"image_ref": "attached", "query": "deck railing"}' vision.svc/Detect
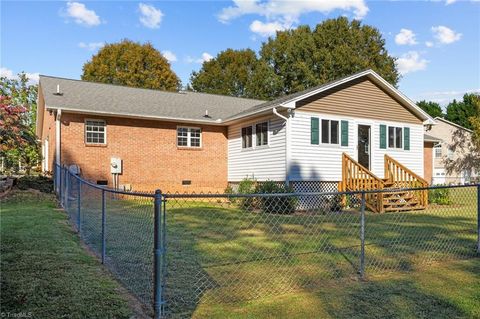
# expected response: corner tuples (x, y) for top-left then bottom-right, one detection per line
(384, 154), (429, 208)
(341, 153), (384, 213)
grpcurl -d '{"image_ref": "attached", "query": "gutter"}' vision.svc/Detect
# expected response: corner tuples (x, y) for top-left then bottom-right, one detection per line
(272, 107), (292, 186)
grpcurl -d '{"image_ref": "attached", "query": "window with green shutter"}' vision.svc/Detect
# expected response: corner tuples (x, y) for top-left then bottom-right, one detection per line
(311, 117), (319, 145)
(341, 120), (348, 146)
(404, 127), (410, 150)
(380, 124), (386, 149)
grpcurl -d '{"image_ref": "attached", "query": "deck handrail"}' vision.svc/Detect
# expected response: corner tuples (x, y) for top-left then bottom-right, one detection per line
(341, 153), (384, 213)
(384, 154), (428, 207)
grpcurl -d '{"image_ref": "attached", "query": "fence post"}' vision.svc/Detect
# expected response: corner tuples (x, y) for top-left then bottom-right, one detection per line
(359, 191), (366, 279)
(154, 189), (165, 319)
(77, 178), (82, 233)
(101, 189), (106, 264)
(59, 166), (63, 206)
(477, 185), (480, 254)
(64, 168), (69, 209)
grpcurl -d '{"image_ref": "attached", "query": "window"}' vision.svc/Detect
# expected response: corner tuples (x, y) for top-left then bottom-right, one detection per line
(256, 122), (268, 146)
(177, 127), (201, 148)
(242, 121), (268, 149)
(434, 145), (442, 158)
(242, 126), (253, 148)
(447, 147), (454, 160)
(85, 120), (106, 144)
(388, 126), (403, 149)
(321, 119), (339, 144)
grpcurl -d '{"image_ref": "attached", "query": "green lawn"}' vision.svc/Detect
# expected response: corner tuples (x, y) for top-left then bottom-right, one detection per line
(0, 191), (136, 319)
(6, 186), (478, 318)
(60, 185), (479, 318)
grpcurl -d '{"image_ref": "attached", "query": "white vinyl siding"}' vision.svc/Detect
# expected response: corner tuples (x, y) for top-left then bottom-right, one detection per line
(228, 115), (286, 181)
(289, 111), (424, 181)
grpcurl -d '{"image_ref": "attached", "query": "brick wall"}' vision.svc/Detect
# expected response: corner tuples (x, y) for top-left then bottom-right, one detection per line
(423, 141), (433, 185)
(58, 112), (228, 193)
(41, 107), (56, 173)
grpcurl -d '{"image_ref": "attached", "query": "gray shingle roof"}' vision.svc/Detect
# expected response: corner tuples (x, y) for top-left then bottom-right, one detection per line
(40, 75), (265, 123)
(424, 133), (442, 143)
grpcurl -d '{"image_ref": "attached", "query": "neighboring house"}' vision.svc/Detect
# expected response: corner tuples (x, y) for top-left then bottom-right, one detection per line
(423, 133), (443, 185)
(426, 117), (478, 185)
(37, 69), (434, 201)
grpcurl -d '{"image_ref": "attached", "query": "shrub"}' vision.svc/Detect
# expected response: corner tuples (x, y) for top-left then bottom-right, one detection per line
(237, 178), (257, 210)
(428, 187), (452, 205)
(16, 175), (53, 193)
(255, 180), (297, 214)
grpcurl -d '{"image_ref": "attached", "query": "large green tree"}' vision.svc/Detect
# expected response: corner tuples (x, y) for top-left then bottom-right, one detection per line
(417, 100), (444, 118)
(445, 93), (479, 130)
(190, 18), (399, 100)
(0, 73), (39, 174)
(259, 18), (399, 97)
(190, 49), (259, 98)
(82, 39), (180, 91)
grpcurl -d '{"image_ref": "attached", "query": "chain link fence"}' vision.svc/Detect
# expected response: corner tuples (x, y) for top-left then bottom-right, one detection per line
(55, 164), (479, 318)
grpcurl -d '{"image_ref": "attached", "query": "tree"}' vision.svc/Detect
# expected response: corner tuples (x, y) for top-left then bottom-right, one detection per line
(0, 72), (39, 174)
(445, 93), (478, 130)
(443, 94), (480, 180)
(190, 49), (259, 98)
(417, 100), (443, 118)
(82, 39), (180, 91)
(189, 18), (399, 100)
(258, 17), (400, 97)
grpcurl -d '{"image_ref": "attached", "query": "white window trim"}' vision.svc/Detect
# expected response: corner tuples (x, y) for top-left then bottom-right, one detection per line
(387, 125), (403, 149)
(434, 144), (442, 158)
(84, 119), (107, 145)
(241, 120), (270, 150)
(177, 126), (202, 148)
(321, 119), (340, 145)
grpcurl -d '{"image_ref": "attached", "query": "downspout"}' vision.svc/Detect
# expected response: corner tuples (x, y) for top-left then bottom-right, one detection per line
(273, 107), (291, 187)
(55, 109), (62, 166)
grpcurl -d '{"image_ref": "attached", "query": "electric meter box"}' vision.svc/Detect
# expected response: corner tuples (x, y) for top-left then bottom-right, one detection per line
(110, 157), (122, 174)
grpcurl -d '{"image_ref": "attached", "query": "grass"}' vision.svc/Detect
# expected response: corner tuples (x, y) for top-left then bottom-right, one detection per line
(0, 191), (135, 319)
(58, 184), (479, 318)
(10, 185), (478, 318)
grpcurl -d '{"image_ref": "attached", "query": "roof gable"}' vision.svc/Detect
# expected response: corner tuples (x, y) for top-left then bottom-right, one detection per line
(433, 117), (473, 133)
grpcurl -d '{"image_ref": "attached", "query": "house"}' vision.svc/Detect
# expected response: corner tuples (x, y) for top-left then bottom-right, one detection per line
(425, 117), (478, 184)
(423, 133), (443, 184)
(36, 69), (435, 211)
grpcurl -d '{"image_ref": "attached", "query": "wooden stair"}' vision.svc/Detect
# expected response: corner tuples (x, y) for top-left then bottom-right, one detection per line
(340, 153), (428, 213)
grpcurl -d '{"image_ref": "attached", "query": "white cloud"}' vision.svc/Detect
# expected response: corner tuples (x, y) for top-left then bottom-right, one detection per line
(64, 2), (101, 26)
(78, 42), (105, 51)
(186, 52), (214, 64)
(417, 88), (480, 105)
(395, 28), (417, 45)
(162, 50), (177, 62)
(425, 41), (434, 47)
(0, 67), (39, 84)
(431, 25), (462, 44)
(218, 0), (369, 30)
(138, 3), (163, 29)
(395, 51), (428, 75)
(249, 20), (289, 37)
(445, 0), (457, 5)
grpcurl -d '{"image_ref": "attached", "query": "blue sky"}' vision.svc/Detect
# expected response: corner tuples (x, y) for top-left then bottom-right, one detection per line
(1, 0), (479, 105)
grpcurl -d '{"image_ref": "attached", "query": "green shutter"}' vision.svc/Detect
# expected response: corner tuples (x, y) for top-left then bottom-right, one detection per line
(380, 124), (387, 149)
(341, 120), (349, 146)
(404, 127), (410, 150)
(311, 117), (319, 145)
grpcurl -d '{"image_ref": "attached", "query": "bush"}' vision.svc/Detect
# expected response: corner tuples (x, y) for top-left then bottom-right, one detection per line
(428, 187), (452, 205)
(16, 175), (53, 193)
(255, 180), (297, 214)
(237, 178), (257, 210)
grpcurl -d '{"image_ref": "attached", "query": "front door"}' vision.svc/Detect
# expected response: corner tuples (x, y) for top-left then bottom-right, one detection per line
(358, 125), (371, 169)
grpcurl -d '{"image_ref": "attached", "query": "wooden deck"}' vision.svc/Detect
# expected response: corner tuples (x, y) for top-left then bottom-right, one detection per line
(340, 153), (428, 213)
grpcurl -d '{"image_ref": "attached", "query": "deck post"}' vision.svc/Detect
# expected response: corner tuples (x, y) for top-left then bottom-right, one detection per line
(359, 191), (366, 279)
(154, 189), (165, 319)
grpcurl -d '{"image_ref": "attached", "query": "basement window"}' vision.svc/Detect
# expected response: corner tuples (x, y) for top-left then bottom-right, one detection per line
(85, 119), (106, 144)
